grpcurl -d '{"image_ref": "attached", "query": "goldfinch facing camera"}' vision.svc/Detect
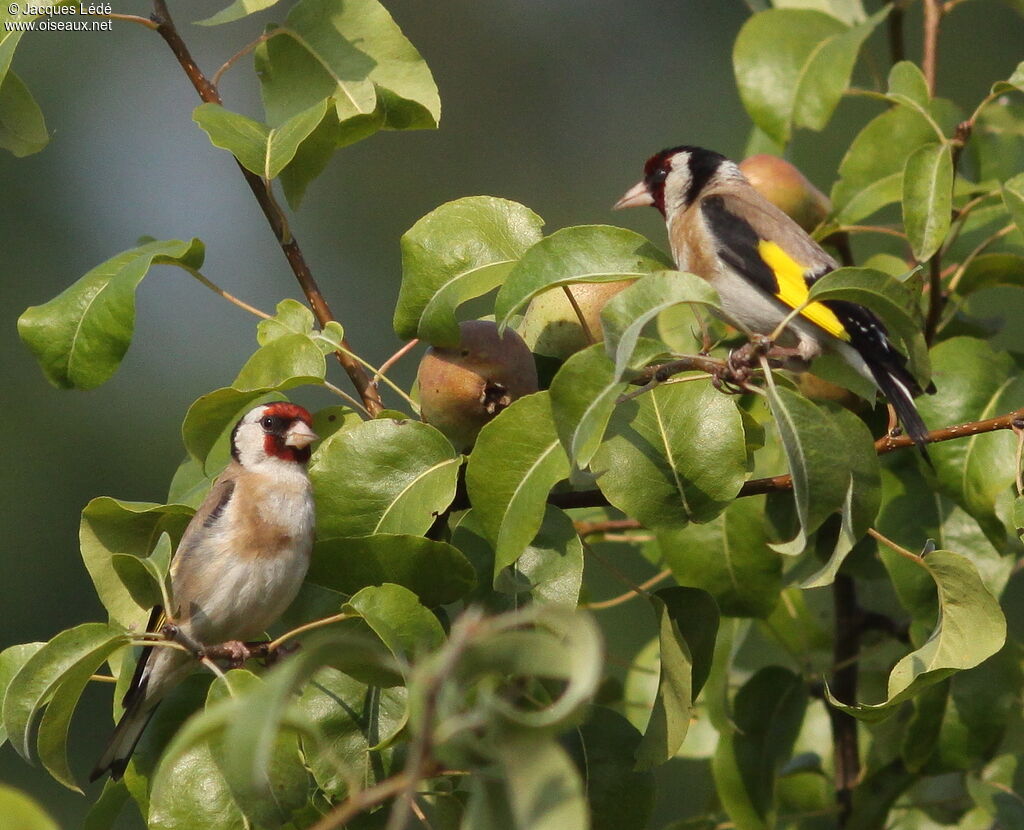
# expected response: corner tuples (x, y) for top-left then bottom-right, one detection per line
(614, 145), (932, 451)
(90, 402), (318, 781)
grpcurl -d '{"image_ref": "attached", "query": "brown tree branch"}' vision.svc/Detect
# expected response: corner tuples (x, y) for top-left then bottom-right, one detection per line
(829, 574), (861, 826)
(921, 0), (943, 96)
(546, 405), (1024, 513)
(149, 1), (383, 415)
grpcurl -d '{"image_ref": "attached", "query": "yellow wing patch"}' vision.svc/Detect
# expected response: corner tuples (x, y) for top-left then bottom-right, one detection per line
(757, 241), (849, 341)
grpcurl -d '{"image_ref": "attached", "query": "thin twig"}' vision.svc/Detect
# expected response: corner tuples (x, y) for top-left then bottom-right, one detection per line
(946, 223), (1016, 293)
(212, 30), (286, 88)
(575, 518), (642, 537)
(308, 770), (418, 830)
(149, 0), (384, 416)
(580, 569), (673, 610)
(90, 12), (159, 28)
(374, 339), (421, 390)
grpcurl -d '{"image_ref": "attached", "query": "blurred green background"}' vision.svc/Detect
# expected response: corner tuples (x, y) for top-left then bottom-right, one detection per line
(2, 0), (1021, 825)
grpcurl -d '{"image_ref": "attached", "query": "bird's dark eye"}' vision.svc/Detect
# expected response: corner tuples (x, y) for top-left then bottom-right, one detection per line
(261, 415), (279, 431)
(649, 167), (668, 185)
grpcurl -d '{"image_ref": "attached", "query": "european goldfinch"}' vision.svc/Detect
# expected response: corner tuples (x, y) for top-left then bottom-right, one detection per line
(90, 402), (318, 781)
(614, 145), (931, 451)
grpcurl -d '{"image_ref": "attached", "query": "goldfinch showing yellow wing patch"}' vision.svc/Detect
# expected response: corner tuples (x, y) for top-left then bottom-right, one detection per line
(614, 145), (931, 453)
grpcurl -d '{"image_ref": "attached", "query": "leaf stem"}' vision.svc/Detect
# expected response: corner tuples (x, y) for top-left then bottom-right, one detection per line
(921, 0), (943, 96)
(322, 380), (372, 417)
(91, 12), (159, 28)
(561, 285), (597, 344)
(334, 343), (420, 414)
(867, 527), (921, 561)
(580, 569), (673, 610)
(212, 30), (287, 88)
(179, 264), (272, 319)
(148, 0), (384, 416)
(267, 612), (352, 653)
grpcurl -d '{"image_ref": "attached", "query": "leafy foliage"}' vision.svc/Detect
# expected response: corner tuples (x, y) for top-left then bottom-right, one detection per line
(4, 1), (1024, 829)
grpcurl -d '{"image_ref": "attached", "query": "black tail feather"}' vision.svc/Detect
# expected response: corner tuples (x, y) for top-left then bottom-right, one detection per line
(868, 363), (932, 463)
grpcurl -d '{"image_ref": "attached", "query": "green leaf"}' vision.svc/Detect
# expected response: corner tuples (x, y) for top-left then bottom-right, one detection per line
(652, 497), (783, 618)
(903, 142), (954, 261)
(0, 784), (58, 830)
(17, 239), (205, 389)
(734, 8), (884, 145)
(0, 70), (47, 157)
(915, 337), (1024, 545)
(494, 737), (590, 830)
(79, 498), (193, 628)
(563, 707), (655, 830)
(2, 623), (129, 763)
(298, 667), (405, 799)
(0, 643), (43, 747)
(394, 197), (545, 345)
(712, 667), (807, 829)
(37, 631), (133, 792)
(345, 583), (446, 662)
(765, 382), (849, 550)
(311, 418), (460, 538)
(771, 0), (866, 24)
(796, 407), (880, 588)
(636, 587), (720, 770)
(465, 392), (570, 577)
(110, 532), (172, 612)
(196, 0), (283, 25)
(887, 61), (931, 109)
(549, 340), (665, 468)
(600, 271), (721, 380)
(828, 549), (1006, 721)
(310, 534), (475, 607)
(955, 253), (1024, 296)
(456, 507), (585, 610)
(804, 266), (929, 384)
(832, 99), (960, 223)
(232, 332), (326, 390)
(193, 100), (328, 179)
(83, 778), (129, 830)
(211, 633), (392, 809)
(494, 226), (673, 330)
(257, 0), (439, 128)
(1002, 171), (1024, 237)
(991, 60), (1024, 94)
(256, 298), (343, 353)
(593, 381), (747, 529)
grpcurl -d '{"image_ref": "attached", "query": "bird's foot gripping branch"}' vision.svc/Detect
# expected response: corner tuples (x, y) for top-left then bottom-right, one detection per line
(4, 1), (1024, 829)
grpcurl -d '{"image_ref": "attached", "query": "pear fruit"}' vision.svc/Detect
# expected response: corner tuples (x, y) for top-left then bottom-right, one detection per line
(739, 154), (831, 232)
(519, 280), (633, 359)
(417, 320), (539, 451)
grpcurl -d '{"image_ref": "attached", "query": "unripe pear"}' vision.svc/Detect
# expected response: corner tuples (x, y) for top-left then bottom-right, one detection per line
(417, 320), (539, 451)
(519, 281), (633, 360)
(739, 154), (831, 232)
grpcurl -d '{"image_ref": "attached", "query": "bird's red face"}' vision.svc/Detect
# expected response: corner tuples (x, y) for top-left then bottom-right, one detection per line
(259, 403), (316, 463)
(231, 402), (318, 467)
(614, 146), (728, 217)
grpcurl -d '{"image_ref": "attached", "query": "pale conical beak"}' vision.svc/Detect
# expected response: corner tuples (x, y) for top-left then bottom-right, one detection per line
(613, 181), (654, 210)
(284, 421), (318, 449)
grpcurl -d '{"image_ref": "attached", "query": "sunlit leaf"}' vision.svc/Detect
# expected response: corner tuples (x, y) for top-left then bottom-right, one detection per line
(494, 226), (672, 330)
(465, 392), (570, 577)
(903, 141), (953, 262)
(395, 197), (545, 345)
(593, 380), (747, 529)
(17, 239), (205, 389)
(311, 418), (460, 538)
(827, 549), (1006, 721)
